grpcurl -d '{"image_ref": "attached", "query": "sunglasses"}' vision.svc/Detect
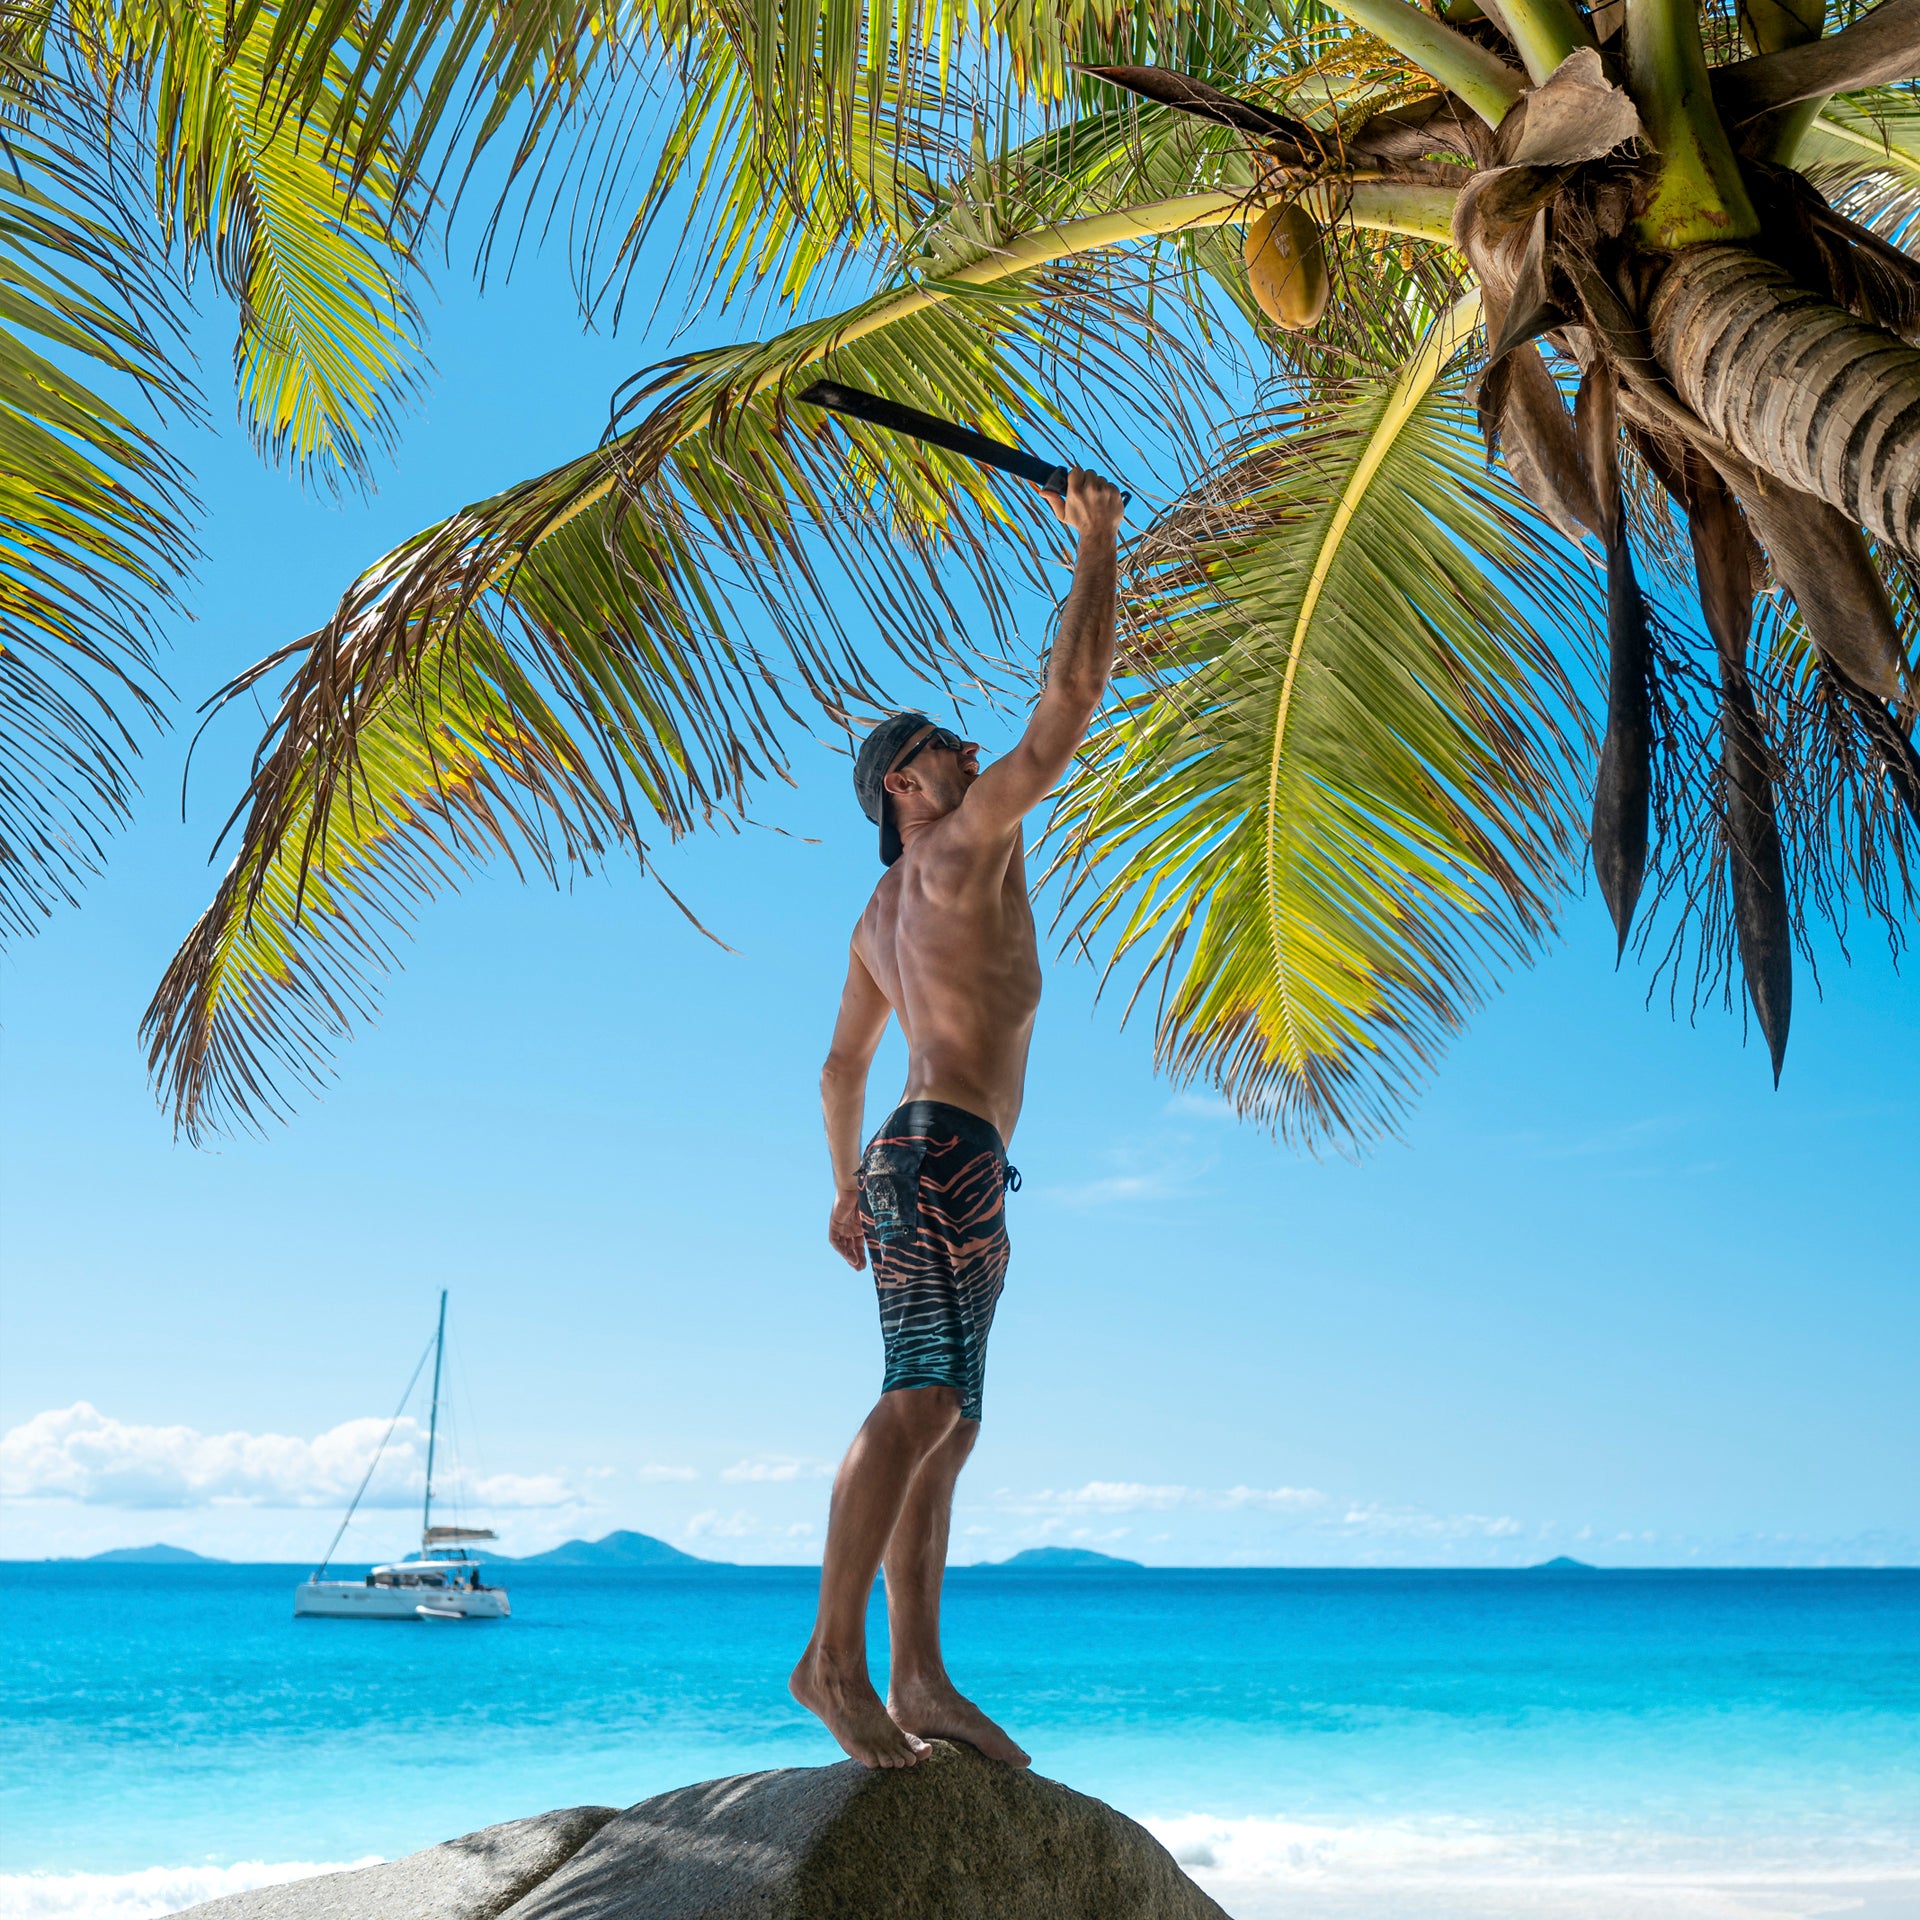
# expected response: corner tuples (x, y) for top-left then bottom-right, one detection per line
(890, 724), (968, 773)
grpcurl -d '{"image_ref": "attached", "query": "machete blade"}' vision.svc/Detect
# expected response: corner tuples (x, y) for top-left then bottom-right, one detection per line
(798, 381), (1072, 496)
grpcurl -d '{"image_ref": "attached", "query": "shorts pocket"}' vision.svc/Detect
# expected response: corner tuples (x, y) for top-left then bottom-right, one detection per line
(859, 1139), (926, 1244)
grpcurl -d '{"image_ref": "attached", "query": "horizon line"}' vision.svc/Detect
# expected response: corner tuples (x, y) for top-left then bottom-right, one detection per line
(7, 1556), (1915, 1572)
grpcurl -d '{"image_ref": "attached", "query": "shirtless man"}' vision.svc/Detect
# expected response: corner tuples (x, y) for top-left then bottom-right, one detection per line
(789, 469), (1126, 1770)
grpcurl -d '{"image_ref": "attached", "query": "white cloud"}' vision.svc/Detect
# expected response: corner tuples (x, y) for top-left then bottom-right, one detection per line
(1008, 1481), (1326, 1515)
(686, 1509), (817, 1542)
(1040, 1139), (1214, 1210)
(0, 1403), (575, 1510)
(471, 1473), (575, 1508)
(1333, 1503), (1524, 1541)
(1043, 1172), (1186, 1208)
(1164, 1092), (1236, 1120)
(720, 1455), (833, 1483)
(1220, 1485), (1329, 1511)
(981, 1478), (1541, 1560)
(632, 1464), (699, 1483)
(1031, 1480), (1193, 1511)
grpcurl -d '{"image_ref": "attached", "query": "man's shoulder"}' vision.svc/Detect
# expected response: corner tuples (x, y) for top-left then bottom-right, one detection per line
(851, 871), (899, 942)
(920, 793), (1023, 867)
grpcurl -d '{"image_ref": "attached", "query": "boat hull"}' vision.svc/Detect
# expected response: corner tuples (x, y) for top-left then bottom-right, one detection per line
(294, 1582), (509, 1620)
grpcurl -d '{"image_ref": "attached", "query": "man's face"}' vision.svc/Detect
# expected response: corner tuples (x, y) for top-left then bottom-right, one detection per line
(887, 724), (980, 816)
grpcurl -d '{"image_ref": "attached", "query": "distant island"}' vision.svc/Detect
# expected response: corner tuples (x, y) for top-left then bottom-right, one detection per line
(78, 1544), (227, 1564)
(991, 1547), (1144, 1569)
(33, 1531), (712, 1568)
(1526, 1556), (1599, 1572)
(486, 1530), (713, 1568)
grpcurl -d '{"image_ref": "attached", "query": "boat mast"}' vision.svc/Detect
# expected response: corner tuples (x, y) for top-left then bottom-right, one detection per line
(421, 1289), (447, 1544)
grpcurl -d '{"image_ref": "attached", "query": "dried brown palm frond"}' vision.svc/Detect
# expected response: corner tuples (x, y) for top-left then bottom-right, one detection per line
(1634, 592), (1919, 1029)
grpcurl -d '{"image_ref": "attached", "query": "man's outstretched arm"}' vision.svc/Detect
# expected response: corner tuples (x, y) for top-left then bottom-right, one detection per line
(822, 941), (892, 1270)
(961, 469), (1126, 835)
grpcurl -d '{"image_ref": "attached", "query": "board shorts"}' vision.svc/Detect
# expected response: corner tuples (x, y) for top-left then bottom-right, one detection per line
(858, 1100), (1020, 1422)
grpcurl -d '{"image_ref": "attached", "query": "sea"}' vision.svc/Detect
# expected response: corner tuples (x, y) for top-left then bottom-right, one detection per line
(1, 1563), (1915, 1920)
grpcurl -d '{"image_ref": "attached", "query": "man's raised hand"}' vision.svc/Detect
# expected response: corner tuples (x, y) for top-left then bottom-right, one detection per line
(1040, 468), (1126, 536)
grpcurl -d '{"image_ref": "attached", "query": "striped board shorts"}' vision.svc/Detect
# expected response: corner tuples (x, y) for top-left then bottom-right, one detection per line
(858, 1100), (1020, 1423)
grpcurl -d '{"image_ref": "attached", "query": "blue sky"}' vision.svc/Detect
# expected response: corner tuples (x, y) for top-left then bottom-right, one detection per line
(2, 227), (1915, 1571)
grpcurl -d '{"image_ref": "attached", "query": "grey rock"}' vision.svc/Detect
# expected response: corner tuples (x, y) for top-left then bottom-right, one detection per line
(501, 1741), (1228, 1920)
(176, 1806), (618, 1920)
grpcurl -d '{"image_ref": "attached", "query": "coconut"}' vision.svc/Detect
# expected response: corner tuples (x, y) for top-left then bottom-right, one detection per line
(1243, 201), (1329, 331)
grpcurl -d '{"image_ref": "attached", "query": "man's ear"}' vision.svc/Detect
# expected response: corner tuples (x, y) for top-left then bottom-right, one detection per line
(883, 766), (919, 800)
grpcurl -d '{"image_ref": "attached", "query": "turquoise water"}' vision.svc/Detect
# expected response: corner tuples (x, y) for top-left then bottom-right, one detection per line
(2, 1564), (1916, 1915)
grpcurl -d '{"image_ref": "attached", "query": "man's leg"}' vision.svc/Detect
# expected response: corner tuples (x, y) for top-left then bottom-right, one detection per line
(883, 1420), (1031, 1768)
(791, 1385), (962, 1767)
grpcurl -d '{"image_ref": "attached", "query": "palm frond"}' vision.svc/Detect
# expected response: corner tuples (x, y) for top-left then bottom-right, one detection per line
(143, 618), (681, 1140)
(0, 38), (195, 942)
(78, 0), (431, 487)
(1044, 295), (1599, 1151)
(223, 0), (619, 224)
(526, 0), (1302, 326)
(576, 49), (960, 329)
(1796, 91), (1920, 235)
(147, 191), (1248, 1136)
(1632, 567), (1920, 1028)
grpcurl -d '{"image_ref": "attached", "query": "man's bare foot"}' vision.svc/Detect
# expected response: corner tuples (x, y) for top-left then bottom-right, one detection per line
(791, 1649), (931, 1769)
(889, 1674), (1031, 1768)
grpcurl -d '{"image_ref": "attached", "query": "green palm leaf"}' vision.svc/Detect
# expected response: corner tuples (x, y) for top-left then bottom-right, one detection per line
(0, 39), (195, 941)
(143, 616), (704, 1139)
(146, 176), (1466, 1136)
(142, 193), (1244, 1134)
(231, 0), (1300, 331)
(81, 0), (430, 486)
(1796, 91), (1920, 232)
(1045, 296), (1597, 1150)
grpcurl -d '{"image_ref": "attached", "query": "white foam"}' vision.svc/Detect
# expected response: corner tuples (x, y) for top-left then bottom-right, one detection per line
(1144, 1811), (1920, 1879)
(1145, 1811), (1508, 1876)
(0, 1859), (382, 1919)
(1138, 1814), (1920, 1920)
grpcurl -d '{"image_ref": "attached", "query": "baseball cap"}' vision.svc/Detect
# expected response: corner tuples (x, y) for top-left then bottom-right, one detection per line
(853, 711), (936, 866)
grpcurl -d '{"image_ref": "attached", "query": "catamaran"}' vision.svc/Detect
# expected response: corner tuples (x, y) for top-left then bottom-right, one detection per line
(294, 1292), (510, 1621)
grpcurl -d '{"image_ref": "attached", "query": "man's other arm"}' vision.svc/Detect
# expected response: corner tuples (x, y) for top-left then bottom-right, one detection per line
(822, 940), (892, 1270)
(959, 470), (1125, 836)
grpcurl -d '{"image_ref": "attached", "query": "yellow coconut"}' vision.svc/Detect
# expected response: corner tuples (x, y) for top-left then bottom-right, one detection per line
(1243, 201), (1330, 331)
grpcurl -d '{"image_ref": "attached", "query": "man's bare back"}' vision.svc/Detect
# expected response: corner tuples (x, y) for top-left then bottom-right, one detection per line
(792, 470), (1125, 1770)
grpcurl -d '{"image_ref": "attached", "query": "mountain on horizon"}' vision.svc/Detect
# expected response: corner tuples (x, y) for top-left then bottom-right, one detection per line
(991, 1546), (1144, 1569)
(1527, 1555), (1599, 1572)
(80, 1544), (226, 1564)
(488, 1529), (713, 1568)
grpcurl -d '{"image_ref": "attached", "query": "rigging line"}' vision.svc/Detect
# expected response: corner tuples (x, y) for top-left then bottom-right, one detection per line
(310, 1329), (438, 1583)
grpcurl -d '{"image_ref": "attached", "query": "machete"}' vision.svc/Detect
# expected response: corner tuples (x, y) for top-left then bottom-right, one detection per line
(798, 380), (1072, 496)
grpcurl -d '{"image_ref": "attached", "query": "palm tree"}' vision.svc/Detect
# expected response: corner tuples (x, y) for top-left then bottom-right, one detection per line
(139, 0), (1918, 1148)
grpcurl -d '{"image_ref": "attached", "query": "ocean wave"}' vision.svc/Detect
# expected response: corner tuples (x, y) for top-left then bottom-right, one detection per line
(1139, 1815), (1920, 1920)
(1145, 1812), (1509, 1876)
(0, 1859), (382, 1919)
(1144, 1810), (1920, 1878)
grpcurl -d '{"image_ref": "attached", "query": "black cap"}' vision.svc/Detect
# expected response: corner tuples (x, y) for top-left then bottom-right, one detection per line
(853, 712), (935, 866)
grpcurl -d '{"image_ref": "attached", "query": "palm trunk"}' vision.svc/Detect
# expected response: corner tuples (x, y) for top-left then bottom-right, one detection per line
(1650, 245), (1920, 559)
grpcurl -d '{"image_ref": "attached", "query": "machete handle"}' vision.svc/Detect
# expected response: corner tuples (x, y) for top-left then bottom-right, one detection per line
(799, 380), (1108, 505)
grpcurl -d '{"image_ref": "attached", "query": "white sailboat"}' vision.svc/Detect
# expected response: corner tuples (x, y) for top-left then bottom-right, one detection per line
(294, 1292), (511, 1621)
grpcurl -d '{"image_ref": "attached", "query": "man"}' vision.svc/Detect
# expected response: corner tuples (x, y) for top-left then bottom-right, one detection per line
(790, 469), (1126, 1770)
